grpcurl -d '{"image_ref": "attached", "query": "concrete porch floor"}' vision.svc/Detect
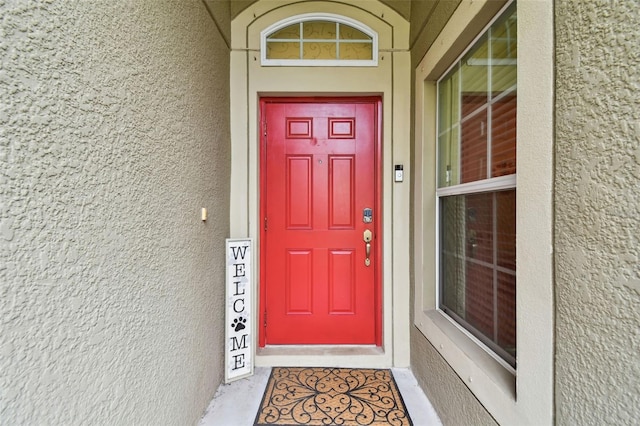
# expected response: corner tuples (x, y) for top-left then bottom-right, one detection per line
(199, 368), (442, 426)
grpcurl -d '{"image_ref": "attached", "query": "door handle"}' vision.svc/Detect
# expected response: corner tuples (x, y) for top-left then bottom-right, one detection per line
(363, 230), (372, 266)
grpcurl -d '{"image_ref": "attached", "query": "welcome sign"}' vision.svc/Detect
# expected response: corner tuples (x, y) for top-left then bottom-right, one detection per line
(225, 238), (253, 383)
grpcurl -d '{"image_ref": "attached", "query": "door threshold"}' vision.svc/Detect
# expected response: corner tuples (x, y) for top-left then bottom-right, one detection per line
(255, 345), (389, 368)
(259, 345), (383, 356)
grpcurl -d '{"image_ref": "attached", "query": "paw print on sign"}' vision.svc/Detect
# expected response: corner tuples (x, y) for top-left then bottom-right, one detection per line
(232, 317), (247, 332)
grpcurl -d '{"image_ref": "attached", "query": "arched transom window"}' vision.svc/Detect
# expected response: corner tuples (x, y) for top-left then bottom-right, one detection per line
(261, 14), (378, 66)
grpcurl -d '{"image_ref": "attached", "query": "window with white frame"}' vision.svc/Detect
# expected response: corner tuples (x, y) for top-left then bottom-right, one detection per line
(414, 0), (553, 423)
(260, 14), (378, 66)
(437, 3), (517, 368)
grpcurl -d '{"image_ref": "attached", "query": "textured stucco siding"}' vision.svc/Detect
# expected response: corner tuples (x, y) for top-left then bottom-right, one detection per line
(410, 328), (497, 426)
(0, 0), (230, 424)
(555, 0), (640, 424)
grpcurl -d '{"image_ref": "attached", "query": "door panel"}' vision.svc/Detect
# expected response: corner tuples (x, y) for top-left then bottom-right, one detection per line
(287, 156), (312, 228)
(261, 99), (380, 345)
(286, 249), (313, 313)
(329, 156), (355, 228)
(328, 249), (356, 314)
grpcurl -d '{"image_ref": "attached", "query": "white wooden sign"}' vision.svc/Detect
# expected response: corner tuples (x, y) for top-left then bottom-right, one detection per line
(225, 238), (253, 383)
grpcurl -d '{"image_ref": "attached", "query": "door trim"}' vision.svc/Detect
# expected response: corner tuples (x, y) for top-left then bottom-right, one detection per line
(259, 96), (383, 347)
(230, 0), (411, 367)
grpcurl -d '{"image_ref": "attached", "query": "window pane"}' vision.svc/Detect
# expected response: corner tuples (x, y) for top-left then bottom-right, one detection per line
(438, 66), (461, 133)
(303, 21), (337, 39)
(437, 5), (517, 188)
(465, 261), (495, 338)
(339, 25), (370, 40)
(267, 41), (300, 59)
(441, 195), (466, 314)
(459, 35), (489, 185)
(268, 23), (300, 40)
(438, 66), (461, 187)
(491, 94), (517, 177)
(497, 271), (516, 357)
(438, 126), (460, 187)
(437, 4), (516, 367)
(263, 18), (377, 65)
(465, 192), (493, 264)
(440, 189), (516, 367)
(339, 42), (372, 60)
(461, 107), (488, 183)
(496, 189), (516, 270)
(490, 7), (517, 96)
(302, 42), (336, 60)
(461, 34), (489, 117)
(441, 251), (465, 314)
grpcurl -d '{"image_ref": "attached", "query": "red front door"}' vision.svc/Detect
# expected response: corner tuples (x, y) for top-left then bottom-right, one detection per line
(260, 98), (381, 345)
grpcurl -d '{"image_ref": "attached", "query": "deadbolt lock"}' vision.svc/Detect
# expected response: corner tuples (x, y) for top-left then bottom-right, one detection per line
(363, 207), (373, 223)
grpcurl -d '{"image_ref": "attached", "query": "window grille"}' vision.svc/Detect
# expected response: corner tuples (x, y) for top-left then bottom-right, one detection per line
(261, 14), (378, 66)
(436, 3), (517, 369)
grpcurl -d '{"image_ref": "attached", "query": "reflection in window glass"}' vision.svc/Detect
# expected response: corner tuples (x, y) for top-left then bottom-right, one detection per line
(491, 11), (517, 95)
(437, 3), (517, 368)
(461, 37), (489, 112)
(440, 190), (516, 366)
(437, 4), (517, 187)
(438, 67), (461, 186)
(460, 107), (488, 183)
(491, 94), (517, 177)
(438, 126), (460, 187)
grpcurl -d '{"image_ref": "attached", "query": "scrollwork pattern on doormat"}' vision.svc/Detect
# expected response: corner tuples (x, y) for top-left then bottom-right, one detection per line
(254, 367), (412, 426)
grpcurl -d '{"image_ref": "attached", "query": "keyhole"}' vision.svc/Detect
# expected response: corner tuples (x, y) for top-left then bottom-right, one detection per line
(318, 159), (322, 164)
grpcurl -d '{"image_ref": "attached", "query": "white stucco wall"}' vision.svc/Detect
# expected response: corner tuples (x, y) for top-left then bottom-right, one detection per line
(0, 1), (230, 424)
(555, 0), (640, 424)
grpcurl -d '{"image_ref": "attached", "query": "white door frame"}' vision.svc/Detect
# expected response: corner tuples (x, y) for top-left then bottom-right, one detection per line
(229, 0), (411, 368)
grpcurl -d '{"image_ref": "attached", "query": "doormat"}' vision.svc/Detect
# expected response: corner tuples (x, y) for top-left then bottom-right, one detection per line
(254, 367), (413, 426)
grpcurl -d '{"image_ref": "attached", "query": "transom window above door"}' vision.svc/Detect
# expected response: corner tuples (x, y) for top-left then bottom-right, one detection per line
(260, 14), (378, 66)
